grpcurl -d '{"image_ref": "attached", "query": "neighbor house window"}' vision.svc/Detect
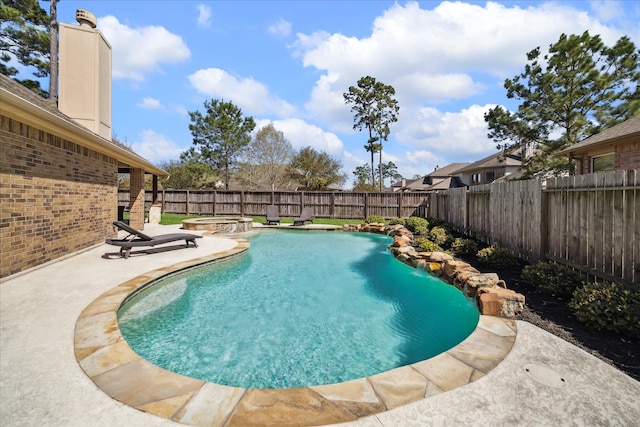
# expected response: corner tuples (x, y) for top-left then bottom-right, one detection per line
(592, 153), (615, 172)
(485, 171), (495, 182)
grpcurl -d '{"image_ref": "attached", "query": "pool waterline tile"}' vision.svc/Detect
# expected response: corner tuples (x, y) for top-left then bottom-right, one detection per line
(74, 236), (517, 427)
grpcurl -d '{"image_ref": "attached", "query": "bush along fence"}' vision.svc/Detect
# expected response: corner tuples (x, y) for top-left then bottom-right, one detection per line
(118, 190), (430, 220)
(427, 169), (639, 286)
(344, 222), (525, 318)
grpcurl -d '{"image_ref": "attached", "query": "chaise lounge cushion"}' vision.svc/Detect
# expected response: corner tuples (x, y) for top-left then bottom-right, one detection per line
(106, 221), (202, 259)
(292, 207), (314, 226)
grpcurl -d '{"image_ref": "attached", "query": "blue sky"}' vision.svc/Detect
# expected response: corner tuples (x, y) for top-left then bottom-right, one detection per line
(40, 1), (640, 186)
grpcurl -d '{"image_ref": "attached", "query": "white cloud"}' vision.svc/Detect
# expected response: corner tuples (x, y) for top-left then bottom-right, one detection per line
(98, 16), (190, 81)
(590, 0), (623, 22)
(395, 104), (497, 161)
(268, 18), (292, 37)
(172, 105), (189, 116)
(188, 68), (296, 117)
(197, 5), (212, 29)
(130, 130), (185, 164)
(138, 97), (162, 110)
(294, 0), (629, 142)
(256, 118), (344, 156)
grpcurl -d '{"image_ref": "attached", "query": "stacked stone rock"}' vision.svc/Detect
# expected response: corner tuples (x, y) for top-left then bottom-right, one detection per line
(343, 223), (525, 318)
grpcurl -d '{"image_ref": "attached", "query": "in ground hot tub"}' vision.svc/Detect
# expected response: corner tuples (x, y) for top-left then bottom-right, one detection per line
(182, 217), (253, 233)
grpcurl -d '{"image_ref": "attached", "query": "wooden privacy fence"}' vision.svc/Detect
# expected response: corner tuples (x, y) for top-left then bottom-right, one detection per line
(118, 190), (430, 220)
(428, 170), (639, 285)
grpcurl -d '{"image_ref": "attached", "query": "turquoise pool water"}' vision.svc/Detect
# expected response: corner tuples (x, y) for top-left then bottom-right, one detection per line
(118, 230), (479, 389)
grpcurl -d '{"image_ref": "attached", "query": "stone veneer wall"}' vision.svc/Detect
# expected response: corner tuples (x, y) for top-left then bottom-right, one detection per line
(344, 223), (525, 318)
(0, 116), (118, 278)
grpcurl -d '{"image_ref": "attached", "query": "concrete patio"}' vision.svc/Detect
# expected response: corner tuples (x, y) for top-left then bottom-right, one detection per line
(1, 223), (639, 426)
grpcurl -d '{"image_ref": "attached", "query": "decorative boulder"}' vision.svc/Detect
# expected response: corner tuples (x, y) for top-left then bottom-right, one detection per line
(464, 273), (501, 297)
(478, 288), (525, 317)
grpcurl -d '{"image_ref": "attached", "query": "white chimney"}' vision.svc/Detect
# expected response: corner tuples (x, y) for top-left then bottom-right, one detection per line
(58, 9), (112, 140)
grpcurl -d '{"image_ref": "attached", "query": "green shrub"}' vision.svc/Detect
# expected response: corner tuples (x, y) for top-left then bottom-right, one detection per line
(426, 217), (449, 230)
(451, 238), (478, 256)
(364, 215), (385, 224)
(570, 281), (640, 339)
(476, 246), (519, 269)
(429, 226), (453, 247)
(405, 216), (429, 235)
(415, 237), (443, 252)
(388, 217), (405, 225)
(521, 262), (584, 295)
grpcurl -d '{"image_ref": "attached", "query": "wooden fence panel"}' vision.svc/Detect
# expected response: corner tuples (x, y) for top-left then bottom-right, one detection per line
(366, 193), (398, 218)
(186, 191), (210, 215)
(303, 192), (333, 217)
(400, 193), (430, 218)
(446, 187), (467, 233)
(545, 170), (639, 285)
(432, 192), (449, 220)
(271, 192), (301, 217)
(333, 193), (365, 218)
(118, 170), (637, 284)
(162, 190), (188, 214)
(467, 185), (491, 242)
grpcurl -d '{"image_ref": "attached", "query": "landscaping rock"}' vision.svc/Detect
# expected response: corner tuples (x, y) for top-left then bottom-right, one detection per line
(346, 222), (526, 319)
(464, 273), (501, 297)
(478, 288), (525, 317)
(442, 260), (470, 279)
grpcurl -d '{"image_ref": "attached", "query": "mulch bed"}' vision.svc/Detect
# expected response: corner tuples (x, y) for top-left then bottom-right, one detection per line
(457, 255), (640, 382)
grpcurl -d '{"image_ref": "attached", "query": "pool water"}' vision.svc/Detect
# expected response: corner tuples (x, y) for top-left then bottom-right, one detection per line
(118, 230), (479, 389)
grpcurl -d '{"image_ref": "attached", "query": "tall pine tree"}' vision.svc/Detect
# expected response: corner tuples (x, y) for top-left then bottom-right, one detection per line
(485, 31), (639, 177)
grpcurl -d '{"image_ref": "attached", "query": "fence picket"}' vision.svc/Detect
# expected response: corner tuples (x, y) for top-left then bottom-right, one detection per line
(118, 170), (639, 284)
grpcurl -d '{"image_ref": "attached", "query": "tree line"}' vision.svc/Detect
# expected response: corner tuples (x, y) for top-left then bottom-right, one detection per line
(3, 1), (638, 188)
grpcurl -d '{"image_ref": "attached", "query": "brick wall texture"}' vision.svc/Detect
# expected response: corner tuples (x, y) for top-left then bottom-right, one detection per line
(616, 140), (640, 171)
(577, 138), (640, 174)
(1, 115), (119, 278)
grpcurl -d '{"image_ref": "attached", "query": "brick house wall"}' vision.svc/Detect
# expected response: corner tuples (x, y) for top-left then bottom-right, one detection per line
(1, 115), (118, 278)
(616, 140), (640, 171)
(574, 139), (640, 174)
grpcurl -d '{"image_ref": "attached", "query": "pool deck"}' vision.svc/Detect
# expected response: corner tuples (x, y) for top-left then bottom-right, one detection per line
(1, 223), (639, 426)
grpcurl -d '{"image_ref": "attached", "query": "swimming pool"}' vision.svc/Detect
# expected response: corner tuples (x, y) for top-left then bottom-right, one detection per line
(118, 230), (479, 389)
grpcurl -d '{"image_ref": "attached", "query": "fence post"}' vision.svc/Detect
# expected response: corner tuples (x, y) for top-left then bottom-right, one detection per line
(331, 192), (335, 218)
(398, 193), (403, 218)
(241, 191), (245, 216)
(539, 184), (548, 262)
(465, 187), (470, 234)
(161, 189), (165, 213)
(364, 193), (368, 218)
(185, 190), (190, 215)
(213, 191), (216, 216)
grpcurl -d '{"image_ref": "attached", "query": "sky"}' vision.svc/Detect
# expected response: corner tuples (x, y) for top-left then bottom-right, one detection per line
(36, 0), (640, 187)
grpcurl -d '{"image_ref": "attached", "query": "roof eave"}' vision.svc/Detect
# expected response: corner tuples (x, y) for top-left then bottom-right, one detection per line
(1, 87), (169, 177)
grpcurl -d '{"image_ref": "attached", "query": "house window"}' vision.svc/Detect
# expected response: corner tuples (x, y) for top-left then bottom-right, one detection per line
(485, 171), (495, 182)
(592, 153), (615, 172)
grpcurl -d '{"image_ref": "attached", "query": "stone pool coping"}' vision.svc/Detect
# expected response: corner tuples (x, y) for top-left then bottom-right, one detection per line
(74, 236), (517, 427)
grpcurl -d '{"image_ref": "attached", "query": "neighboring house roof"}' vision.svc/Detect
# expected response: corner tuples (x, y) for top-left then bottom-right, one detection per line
(424, 162), (470, 178)
(0, 74), (168, 177)
(385, 177), (422, 192)
(386, 162), (470, 192)
(423, 176), (466, 191)
(556, 115), (640, 157)
(456, 151), (522, 173)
